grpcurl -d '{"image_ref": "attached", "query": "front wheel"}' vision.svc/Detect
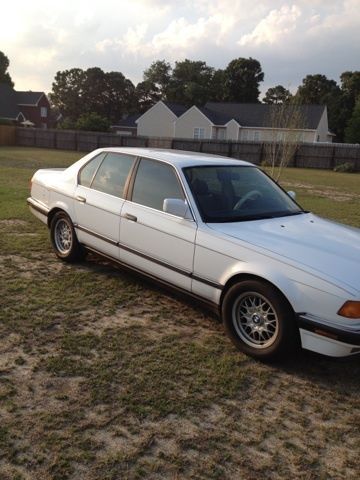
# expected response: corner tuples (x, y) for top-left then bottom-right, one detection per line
(222, 280), (299, 361)
(50, 211), (85, 262)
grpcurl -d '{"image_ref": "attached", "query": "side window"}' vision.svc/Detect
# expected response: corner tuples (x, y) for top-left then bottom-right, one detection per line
(132, 159), (184, 211)
(78, 153), (106, 188)
(91, 153), (134, 198)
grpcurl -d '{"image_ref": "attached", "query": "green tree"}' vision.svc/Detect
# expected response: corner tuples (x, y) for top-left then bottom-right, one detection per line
(223, 57), (264, 103)
(75, 112), (110, 132)
(296, 74), (346, 141)
(135, 80), (161, 112)
(344, 98), (360, 143)
(263, 85), (292, 104)
(0, 51), (14, 87)
(50, 67), (136, 122)
(296, 74), (339, 104)
(209, 69), (227, 102)
(49, 68), (86, 120)
(143, 60), (171, 99)
(166, 59), (215, 106)
(340, 71), (360, 109)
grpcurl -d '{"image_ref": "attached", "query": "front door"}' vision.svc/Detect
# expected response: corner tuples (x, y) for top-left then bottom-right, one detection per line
(119, 157), (196, 291)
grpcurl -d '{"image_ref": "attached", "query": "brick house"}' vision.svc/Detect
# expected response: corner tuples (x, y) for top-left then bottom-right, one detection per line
(0, 83), (51, 128)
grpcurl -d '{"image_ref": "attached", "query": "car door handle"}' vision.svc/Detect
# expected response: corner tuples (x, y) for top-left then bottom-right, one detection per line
(76, 195), (86, 203)
(123, 213), (137, 222)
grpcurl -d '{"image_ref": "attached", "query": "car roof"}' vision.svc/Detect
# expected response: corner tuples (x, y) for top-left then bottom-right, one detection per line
(97, 147), (254, 168)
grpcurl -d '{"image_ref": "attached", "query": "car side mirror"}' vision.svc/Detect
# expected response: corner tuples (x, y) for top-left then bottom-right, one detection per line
(287, 191), (296, 200)
(163, 198), (191, 219)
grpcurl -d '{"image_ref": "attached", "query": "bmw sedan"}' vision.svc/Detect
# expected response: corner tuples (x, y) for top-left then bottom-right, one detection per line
(27, 148), (360, 360)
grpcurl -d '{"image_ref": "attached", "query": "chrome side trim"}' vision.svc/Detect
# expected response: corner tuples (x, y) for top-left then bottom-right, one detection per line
(83, 245), (220, 313)
(27, 197), (49, 216)
(74, 224), (118, 247)
(75, 223), (223, 291)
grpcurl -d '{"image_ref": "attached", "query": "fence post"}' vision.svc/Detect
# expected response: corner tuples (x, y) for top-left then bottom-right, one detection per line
(199, 141), (203, 152)
(228, 142), (233, 158)
(330, 145), (336, 170)
(259, 142), (264, 165)
(293, 146), (298, 168)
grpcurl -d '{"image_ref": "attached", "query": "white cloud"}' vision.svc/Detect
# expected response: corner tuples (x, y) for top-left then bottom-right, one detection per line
(1, 0), (359, 94)
(238, 5), (301, 46)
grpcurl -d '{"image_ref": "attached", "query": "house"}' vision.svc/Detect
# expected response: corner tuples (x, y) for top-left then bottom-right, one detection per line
(0, 83), (51, 128)
(111, 113), (141, 136)
(136, 100), (333, 143)
(136, 101), (188, 137)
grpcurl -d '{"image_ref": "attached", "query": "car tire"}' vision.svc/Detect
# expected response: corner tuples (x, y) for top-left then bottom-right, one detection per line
(222, 280), (299, 361)
(50, 211), (85, 262)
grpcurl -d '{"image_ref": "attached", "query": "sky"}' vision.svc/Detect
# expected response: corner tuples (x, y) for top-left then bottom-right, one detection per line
(1, 0), (359, 98)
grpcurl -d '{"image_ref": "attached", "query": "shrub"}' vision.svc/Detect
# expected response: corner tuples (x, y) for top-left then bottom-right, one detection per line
(333, 162), (356, 173)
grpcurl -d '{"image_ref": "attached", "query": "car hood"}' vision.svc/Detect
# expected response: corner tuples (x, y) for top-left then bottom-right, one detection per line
(209, 213), (360, 294)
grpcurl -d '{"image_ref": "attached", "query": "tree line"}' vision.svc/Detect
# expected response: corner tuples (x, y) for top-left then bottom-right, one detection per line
(1, 51), (360, 142)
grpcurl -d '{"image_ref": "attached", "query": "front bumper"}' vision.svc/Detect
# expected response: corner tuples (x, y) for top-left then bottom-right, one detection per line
(297, 313), (360, 357)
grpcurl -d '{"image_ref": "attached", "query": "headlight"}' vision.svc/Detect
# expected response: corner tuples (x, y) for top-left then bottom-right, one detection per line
(337, 301), (360, 319)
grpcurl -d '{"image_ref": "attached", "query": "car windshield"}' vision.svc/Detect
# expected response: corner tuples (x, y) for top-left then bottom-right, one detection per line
(183, 165), (304, 223)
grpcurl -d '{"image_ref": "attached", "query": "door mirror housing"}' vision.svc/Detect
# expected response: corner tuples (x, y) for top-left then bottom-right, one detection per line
(163, 198), (191, 219)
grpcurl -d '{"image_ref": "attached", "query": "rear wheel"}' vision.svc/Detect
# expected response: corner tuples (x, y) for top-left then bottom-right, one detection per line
(50, 211), (85, 262)
(222, 280), (299, 361)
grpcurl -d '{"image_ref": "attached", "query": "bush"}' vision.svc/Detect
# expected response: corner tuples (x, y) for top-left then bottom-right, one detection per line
(333, 162), (356, 173)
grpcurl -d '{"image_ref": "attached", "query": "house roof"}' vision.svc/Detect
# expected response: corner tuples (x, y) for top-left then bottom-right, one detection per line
(196, 106), (233, 126)
(114, 113), (141, 128)
(0, 83), (47, 120)
(204, 102), (326, 129)
(163, 102), (188, 117)
(16, 91), (44, 105)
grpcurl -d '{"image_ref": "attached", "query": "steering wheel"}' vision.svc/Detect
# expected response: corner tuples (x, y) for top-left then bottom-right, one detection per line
(233, 190), (262, 210)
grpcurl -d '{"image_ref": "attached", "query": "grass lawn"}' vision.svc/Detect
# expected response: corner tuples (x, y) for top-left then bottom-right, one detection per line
(0, 146), (359, 480)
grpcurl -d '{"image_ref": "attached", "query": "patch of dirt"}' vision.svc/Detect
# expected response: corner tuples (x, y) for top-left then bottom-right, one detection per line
(283, 182), (360, 202)
(1, 247), (359, 480)
(0, 219), (28, 228)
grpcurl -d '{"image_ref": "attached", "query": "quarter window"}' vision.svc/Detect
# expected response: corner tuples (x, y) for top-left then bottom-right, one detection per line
(132, 159), (184, 211)
(91, 153), (134, 198)
(78, 153), (106, 188)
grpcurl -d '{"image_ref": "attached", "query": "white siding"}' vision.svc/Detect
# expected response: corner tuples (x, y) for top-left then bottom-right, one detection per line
(241, 127), (316, 143)
(226, 120), (240, 140)
(316, 107), (331, 142)
(174, 107), (213, 139)
(137, 102), (176, 138)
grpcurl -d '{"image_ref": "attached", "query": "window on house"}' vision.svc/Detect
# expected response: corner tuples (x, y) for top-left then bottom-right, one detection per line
(41, 107), (48, 118)
(242, 130), (248, 141)
(194, 127), (205, 140)
(217, 128), (226, 140)
(254, 131), (260, 141)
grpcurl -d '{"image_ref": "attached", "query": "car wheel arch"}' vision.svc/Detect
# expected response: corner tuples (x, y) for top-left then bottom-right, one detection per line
(47, 207), (65, 228)
(220, 273), (295, 316)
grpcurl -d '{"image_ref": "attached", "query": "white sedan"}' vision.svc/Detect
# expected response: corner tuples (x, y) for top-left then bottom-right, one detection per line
(28, 148), (360, 360)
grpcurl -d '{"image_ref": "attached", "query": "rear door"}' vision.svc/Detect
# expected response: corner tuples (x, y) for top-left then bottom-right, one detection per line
(73, 152), (135, 258)
(119, 157), (196, 291)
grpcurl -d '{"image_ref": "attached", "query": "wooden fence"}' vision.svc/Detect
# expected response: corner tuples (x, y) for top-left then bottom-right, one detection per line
(0, 126), (16, 146)
(14, 127), (360, 171)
